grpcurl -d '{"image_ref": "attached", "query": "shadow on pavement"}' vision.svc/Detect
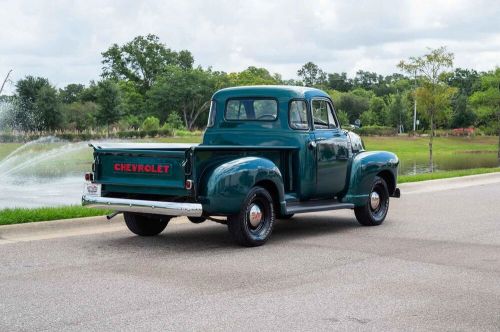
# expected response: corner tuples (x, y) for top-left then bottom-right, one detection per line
(98, 214), (360, 253)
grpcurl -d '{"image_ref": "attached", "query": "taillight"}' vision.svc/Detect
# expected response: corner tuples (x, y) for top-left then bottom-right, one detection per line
(185, 179), (193, 190)
(85, 172), (94, 182)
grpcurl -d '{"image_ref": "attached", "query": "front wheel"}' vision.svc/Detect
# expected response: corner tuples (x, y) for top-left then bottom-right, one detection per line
(227, 186), (275, 247)
(124, 213), (170, 236)
(354, 176), (390, 226)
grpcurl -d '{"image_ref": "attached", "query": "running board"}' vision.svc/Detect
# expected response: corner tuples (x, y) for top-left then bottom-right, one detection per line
(285, 200), (355, 214)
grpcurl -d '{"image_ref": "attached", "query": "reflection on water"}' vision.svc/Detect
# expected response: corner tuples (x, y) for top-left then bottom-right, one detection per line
(1, 137), (499, 208)
(398, 153), (499, 175)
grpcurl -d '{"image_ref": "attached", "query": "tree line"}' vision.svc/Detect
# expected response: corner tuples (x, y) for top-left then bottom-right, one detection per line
(1, 34), (499, 141)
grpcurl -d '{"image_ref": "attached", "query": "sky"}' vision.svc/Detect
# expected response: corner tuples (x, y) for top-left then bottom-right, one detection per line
(1, 0), (500, 94)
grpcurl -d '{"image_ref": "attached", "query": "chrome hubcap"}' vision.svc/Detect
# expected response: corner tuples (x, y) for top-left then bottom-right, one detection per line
(370, 191), (380, 210)
(248, 204), (263, 227)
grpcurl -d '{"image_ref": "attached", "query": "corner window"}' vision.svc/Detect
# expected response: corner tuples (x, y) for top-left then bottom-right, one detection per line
(289, 100), (309, 130)
(225, 98), (278, 121)
(207, 100), (216, 127)
(312, 99), (337, 129)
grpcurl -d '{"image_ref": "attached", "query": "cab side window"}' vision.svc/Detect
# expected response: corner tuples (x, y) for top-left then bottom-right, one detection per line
(289, 100), (309, 130)
(312, 99), (337, 129)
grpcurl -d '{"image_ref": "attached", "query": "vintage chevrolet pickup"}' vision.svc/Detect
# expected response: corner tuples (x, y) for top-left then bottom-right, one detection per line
(83, 86), (400, 246)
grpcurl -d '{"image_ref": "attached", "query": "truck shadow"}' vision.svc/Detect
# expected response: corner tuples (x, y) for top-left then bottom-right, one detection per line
(101, 214), (361, 252)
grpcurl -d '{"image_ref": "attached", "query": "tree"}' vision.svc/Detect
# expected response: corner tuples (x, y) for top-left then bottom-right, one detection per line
(141, 116), (160, 131)
(101, 34), (194, 93)
(228, 66), (278, 86)
(444, 68), (480, 96)
(96, 80), (122, 135)
(297, 62), (327, 87)
(117, 80), (145, 117)
(451, 93), (476, 128)
(59, 84), (85, 104)
(327, 72), (352, 92)
(469, 68), (500, 160)
(387, 93), (408, 132)
(368, 96), (388, 125)
(14, 76), (51, 131)
(398, 46), (455, 172)
(61, 101), (98, 131)
(337, 92), (370, 123)
(147, 67), (221, 129)
(35, 85), (62, 131)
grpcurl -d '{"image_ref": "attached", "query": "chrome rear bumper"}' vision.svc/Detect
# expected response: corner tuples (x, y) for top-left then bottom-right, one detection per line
(82, 195), (203, 217)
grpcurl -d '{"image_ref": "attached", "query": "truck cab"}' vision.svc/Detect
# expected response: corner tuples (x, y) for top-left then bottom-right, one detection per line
(83, 86), (400, 246)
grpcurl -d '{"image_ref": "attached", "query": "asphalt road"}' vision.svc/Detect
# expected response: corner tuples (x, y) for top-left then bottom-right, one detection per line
(1, 174), (500, 331)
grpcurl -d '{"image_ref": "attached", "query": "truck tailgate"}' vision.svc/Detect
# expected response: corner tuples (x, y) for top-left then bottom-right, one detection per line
(93, 144), (193, 197)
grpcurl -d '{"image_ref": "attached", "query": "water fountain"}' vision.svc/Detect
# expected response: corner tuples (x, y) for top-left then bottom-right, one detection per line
(0, 136), (93, 208)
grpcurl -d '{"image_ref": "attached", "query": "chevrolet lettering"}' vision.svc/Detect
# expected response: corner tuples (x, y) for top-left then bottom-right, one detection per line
(113, 163), (170, 174)
(82, 86), (401, 247)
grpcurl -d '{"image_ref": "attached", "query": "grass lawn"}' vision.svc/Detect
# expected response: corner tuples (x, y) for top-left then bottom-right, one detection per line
(0, 142), (22, 160)
(398, 167), (500, 183)
(0, 206), (111, 226)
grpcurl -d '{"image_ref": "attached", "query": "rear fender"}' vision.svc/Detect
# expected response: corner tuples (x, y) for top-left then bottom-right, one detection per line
(341, 151), (399, 207)
(198, 157), (285, 215)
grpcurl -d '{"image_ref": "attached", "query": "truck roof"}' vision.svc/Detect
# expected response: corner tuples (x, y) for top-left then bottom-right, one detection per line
(212, 85), (330, 100)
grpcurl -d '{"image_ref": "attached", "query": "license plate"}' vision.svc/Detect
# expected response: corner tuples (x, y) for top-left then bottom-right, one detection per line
(83, 182), (101, 197)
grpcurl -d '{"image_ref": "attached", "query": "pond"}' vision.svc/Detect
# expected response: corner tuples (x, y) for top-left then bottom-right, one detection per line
(1, 137), (498, 208)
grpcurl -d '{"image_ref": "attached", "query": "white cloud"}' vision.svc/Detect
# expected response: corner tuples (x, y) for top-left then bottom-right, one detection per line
(1, 0), (500, 94)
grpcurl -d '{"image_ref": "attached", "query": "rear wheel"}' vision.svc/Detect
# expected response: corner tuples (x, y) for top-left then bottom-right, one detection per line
(228, 186), (275, 247)
(188, 216), (206, 224)
(124, 213), (170, 236)
(354, 176), (390, 226)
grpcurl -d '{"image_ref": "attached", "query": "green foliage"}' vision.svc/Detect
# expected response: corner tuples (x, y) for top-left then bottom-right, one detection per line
(297, 62), (327, 87)
(228, 66), (278, 86)
(101, 34), (193, 92)
(387, 93), (407, 130)
(13, 76), (50, 131)
(141, 116), (160, 131)
(353, 125), (398, 136)
(147, 66), (221, 129)
(360, 110), (377, 126)
(336, 110), (349, 126)
(59, 84), (85, 104)
(337, 91), (370, 122)
(96, 80), (122, 132)
(451, 94), (476, 128)
(117, 80), (145, 117)
(163, 111), (184, 130)
(35, 85), (62, 130)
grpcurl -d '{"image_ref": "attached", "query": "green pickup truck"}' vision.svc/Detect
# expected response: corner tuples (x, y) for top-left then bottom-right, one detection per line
(83, 86), (400, 246)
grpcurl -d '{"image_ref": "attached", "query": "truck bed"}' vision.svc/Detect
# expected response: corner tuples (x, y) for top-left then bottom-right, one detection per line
(90, 143), (298, 201)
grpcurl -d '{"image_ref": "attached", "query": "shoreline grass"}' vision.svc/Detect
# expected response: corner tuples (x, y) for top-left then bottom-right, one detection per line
(398, 167), (500, 183)
(1, 166), (499, 226)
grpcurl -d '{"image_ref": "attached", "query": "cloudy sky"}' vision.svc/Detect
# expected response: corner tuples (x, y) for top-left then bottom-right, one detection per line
(1, 0), (500, 93)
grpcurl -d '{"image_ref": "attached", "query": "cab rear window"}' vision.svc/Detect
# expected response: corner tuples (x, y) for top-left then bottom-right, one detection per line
(225, 98), (278, 121)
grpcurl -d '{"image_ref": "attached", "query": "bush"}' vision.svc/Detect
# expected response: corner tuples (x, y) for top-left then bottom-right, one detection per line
(140, 116), (160, 131)
(165, 112), (185, 130)
(353, 125), (398, 136)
